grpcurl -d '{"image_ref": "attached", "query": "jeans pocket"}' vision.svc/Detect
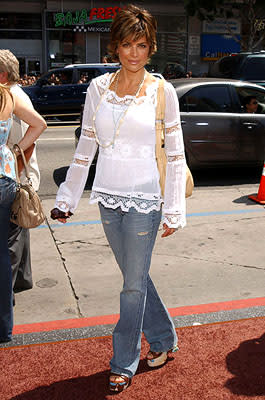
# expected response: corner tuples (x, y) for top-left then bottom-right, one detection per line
(0, 177), (17, 206)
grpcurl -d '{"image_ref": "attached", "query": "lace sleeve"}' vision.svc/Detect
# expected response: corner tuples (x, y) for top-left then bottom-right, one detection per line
(54, 80), (99, 213)
(162, 81), (186, 229)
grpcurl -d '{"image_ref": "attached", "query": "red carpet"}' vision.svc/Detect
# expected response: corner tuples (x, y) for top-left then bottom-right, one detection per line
(1, 317), (265, 400)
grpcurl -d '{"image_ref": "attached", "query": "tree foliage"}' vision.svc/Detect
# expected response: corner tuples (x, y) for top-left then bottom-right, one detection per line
(184, 0), (265, 51)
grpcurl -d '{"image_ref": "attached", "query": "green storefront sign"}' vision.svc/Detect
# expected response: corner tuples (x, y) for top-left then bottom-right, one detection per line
(54, 7), (122, 28)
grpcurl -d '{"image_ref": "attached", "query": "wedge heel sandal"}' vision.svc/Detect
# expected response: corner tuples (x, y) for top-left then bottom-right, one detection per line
(147, 345), (179, 368)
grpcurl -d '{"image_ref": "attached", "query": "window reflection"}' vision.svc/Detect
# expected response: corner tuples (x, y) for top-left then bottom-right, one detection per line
(181, 86), (233, 113)
(48, 31), (85, 69)
(42, 70), (73, 86)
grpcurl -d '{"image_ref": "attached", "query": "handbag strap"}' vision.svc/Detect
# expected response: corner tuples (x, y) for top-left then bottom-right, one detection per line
(12, 144), (31, 184)
(155, 78), (165, 149)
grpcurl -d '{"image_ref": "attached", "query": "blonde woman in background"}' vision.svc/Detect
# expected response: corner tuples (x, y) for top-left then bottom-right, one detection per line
(0, 84), (46, 343)
(0, 49), (41, 300)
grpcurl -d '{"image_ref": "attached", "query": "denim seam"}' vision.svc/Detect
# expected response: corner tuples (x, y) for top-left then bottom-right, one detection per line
(127, 217), (156, 365)
(147, 280), (176, 352)
(143, 210), (176, 352)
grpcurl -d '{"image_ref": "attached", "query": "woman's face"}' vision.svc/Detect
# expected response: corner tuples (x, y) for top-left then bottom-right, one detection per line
(116, 34), (150, 73)
(246, 98), (258, 113)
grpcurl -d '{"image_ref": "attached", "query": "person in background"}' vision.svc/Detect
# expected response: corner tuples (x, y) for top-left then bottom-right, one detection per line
(51, 4), (186, 392)
(0, 82), (46, 343)
(243, 95), (258, 113)
(102, 54), (113, 63)
(0, 49), (41, 303)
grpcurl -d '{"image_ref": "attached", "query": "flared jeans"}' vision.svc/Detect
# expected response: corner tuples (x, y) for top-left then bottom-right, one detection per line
(0, 176), (17, 342)
(99, 204), (177, 378)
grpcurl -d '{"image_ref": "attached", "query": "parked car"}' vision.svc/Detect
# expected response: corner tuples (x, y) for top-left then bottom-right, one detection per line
(75, 77), (265, 170)
(171, 78), (265, 168)
(208, 52), (265, 87)
(22, 63), (119, 119)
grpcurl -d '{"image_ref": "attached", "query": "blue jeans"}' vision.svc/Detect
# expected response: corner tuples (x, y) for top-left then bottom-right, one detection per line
(99, 204), (177, 378)
(0, 176), (17, 341)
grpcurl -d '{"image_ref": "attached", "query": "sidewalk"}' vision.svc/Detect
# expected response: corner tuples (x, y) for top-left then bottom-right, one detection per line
(13, 183), (265, 329)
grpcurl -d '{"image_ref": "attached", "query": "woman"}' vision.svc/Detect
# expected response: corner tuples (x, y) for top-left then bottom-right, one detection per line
(0, 84), (46, 343)
(243, 95), (258, 114)
(51, 4), (186, 392)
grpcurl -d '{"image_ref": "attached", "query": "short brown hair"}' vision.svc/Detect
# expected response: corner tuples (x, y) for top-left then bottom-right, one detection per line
(0, 49), (20, 83)
(108, 4), (157, 62)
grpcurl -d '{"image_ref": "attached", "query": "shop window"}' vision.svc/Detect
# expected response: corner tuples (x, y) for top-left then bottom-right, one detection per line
(49, 31), (85, 68)
(0, 31), (41, 40)
(155, 14), (186, 33)
(100, 33), (113, 62)
(0, 13), (41, 29)
(151, 14), (187, 74)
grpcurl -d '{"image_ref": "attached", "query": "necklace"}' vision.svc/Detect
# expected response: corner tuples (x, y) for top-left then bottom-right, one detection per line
(92, 68), (146, 149)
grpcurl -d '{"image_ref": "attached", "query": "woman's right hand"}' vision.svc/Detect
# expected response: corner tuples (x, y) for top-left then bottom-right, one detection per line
(50, 208), (72, 223)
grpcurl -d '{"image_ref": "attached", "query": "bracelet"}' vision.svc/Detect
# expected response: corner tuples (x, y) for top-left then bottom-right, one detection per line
(13, 144), (21, 154)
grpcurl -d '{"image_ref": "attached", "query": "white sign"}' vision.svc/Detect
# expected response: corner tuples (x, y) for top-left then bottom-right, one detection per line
(51, 62), (66, 67)
(188, 35), (200, 56)
(203, 18), (241, 34)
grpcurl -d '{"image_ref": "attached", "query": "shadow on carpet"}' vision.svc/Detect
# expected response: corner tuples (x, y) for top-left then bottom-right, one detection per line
(1, 317), (265, 400)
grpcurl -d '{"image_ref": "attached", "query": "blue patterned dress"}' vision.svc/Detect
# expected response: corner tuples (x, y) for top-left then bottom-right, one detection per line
(0, 117), (16, 180)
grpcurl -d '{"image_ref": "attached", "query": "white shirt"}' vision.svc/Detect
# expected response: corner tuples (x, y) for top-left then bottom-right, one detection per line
(9, 84), (40, 191)
(55, 72), (186, 229)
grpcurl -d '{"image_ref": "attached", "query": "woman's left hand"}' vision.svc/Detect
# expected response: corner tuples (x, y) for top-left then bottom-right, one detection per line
(161, 223), (176, 238)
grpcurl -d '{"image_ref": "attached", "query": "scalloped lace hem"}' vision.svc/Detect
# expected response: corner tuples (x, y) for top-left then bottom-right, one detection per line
(89, 191), (162, 214)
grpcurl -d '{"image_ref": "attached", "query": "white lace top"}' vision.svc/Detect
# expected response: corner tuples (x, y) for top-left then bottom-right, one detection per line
(55, 72), (186, 229)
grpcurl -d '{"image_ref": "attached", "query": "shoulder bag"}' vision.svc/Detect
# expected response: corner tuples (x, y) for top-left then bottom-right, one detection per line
(155, 78), (194, 198)
(10, 144), (45, 228)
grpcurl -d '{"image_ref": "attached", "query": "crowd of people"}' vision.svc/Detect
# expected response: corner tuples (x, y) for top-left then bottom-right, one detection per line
(17, 61), (194, 87)
(17, 74), (40, 86)
(18, 69), (194, 87)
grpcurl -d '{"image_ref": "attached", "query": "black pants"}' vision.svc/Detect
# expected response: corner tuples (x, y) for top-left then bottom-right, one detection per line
(8, 222), (33, 292)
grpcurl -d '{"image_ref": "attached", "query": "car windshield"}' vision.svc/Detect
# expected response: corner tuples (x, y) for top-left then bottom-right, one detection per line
(242, 57), (265, 80)
(77, 70), (96, 84)
(209, 55), (241, 77)
(41, 70), (73, 86)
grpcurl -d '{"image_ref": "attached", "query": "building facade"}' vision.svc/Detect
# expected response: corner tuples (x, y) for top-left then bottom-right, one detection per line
(0, 0), (189, 75)
(0, 0), (242, 77)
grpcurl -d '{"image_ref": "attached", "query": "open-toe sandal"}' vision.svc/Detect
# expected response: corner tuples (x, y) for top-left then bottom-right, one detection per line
(109, 373), (131, 392)
(147, 344), (179, 368)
